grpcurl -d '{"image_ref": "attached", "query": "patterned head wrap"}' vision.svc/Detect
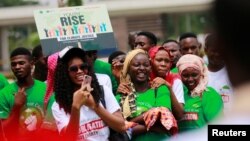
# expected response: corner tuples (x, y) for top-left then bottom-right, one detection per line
(120, 49), (147, 83)
(148, 46), (170, 61)
(176, 54), (208, 97)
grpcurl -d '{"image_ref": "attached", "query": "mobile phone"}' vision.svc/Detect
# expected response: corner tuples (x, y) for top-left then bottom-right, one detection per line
(83, 75), (92, 85)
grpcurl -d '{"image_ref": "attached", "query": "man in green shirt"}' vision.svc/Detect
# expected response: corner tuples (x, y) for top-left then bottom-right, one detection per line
(0, 73), (9, 90)
(0, 47), (46, 141)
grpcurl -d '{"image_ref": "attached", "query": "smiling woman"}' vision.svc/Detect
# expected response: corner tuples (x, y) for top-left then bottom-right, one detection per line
(51, 46), (126, 141)
(176, 54), (223, 133)
(116, 49), (178, 141)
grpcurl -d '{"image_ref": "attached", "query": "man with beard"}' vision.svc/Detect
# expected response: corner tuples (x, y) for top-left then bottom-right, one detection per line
(0, 47), (46, 141)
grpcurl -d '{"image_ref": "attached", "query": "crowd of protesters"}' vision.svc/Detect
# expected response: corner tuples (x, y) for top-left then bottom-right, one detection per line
(1, 0), (247, 140)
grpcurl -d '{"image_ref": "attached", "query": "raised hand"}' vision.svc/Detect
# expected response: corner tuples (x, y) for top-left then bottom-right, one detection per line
(72, 80), (90, 109)
(82, 75), (93, 92)
(111, 59), (123, 81)
(72, 79), (95, 109)
(14, 87), (26, 107)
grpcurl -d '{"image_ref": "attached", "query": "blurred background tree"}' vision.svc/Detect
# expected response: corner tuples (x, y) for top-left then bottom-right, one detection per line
(6, 0), (85, 52)
(0, 0), (38, 7)
(3, 0), (210, 55)
(67, 0), (83, 6)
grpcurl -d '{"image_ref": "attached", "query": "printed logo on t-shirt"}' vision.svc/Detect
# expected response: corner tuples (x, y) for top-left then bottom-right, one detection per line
(219, 85), (232, 103)
(221, 94), (229, 103)
(182, 112), (198, 121)
(19, 105), (44, 132)
(79, 118), (106, 139)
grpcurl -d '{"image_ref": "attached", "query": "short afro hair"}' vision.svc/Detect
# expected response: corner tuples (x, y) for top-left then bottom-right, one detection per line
(179, 32), (197, 42)
(10, 47), (32, 60)
(32, 44), (42, 59)
(108, 51), (126, 64)
(162, 39), (179, 46)
(137, 31), (157, 45)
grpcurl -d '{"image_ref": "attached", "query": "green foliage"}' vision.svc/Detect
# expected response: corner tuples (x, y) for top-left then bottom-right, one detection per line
(0, 0), (24, 7)
(8, 25), (39, 52)
(67, 0), (83, 6)
(0, 0), (38, 7)
(163, 12), (211, 39)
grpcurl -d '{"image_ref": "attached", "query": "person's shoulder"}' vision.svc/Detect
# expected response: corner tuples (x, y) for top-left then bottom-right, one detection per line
(34, 79), (47, 89)
(0, 82), (17, 92)
(94, 59), (112, 75)
(206, 87), (219, 94)
(157, 84), (169, 90)
(0, 82), (17, 98)
(203, 87), (222, 99)
(34, 79), (46, 85)
(170, 67), (179, 73)
(102, 85), (113, 94)
(173, 77), (182, 84)
(95, 59), (111, 67)
(96, 73), (110, 79)
(0, 73), (5, 78)
(155, 85), (170, 94)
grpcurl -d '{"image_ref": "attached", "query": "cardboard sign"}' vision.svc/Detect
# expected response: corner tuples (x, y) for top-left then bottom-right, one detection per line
(34, 5), (116, 56)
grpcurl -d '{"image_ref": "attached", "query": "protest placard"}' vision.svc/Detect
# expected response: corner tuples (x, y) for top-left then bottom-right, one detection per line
(34, 5), (116, 56)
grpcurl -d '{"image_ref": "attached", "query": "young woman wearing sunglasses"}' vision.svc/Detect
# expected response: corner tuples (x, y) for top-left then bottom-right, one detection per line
(51, 47), (126, 141)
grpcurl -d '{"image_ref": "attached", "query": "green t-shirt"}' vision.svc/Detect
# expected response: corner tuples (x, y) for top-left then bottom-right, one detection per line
(94, 59), (118, 94)
(178, 87), (223, 132)
(0, 80), (46, 133)
(116, 85), (172, 141)
(0, 73), (9, 90)
(170, 67), (178, 74)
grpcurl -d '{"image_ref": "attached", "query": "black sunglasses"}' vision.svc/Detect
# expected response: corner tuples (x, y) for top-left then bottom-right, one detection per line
(68, 63), (89, 72)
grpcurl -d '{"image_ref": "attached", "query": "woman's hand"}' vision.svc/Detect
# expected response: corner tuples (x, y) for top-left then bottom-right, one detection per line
(125, 121), (138, 130)
(143, 108), (161, 131)
(111, 59), (123, 82)
(72, 81), (94, 109)
(117, 82), (132, 95)
(84, 93), (98, 110)
(151, 77), (172, 89)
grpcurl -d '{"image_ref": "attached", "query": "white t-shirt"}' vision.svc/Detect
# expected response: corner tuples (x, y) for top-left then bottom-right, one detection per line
(95, 73), (112, 90)
(172, 79), (185, 104)
(52, 85), (120, 141)
(207, 67), (234, 113)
